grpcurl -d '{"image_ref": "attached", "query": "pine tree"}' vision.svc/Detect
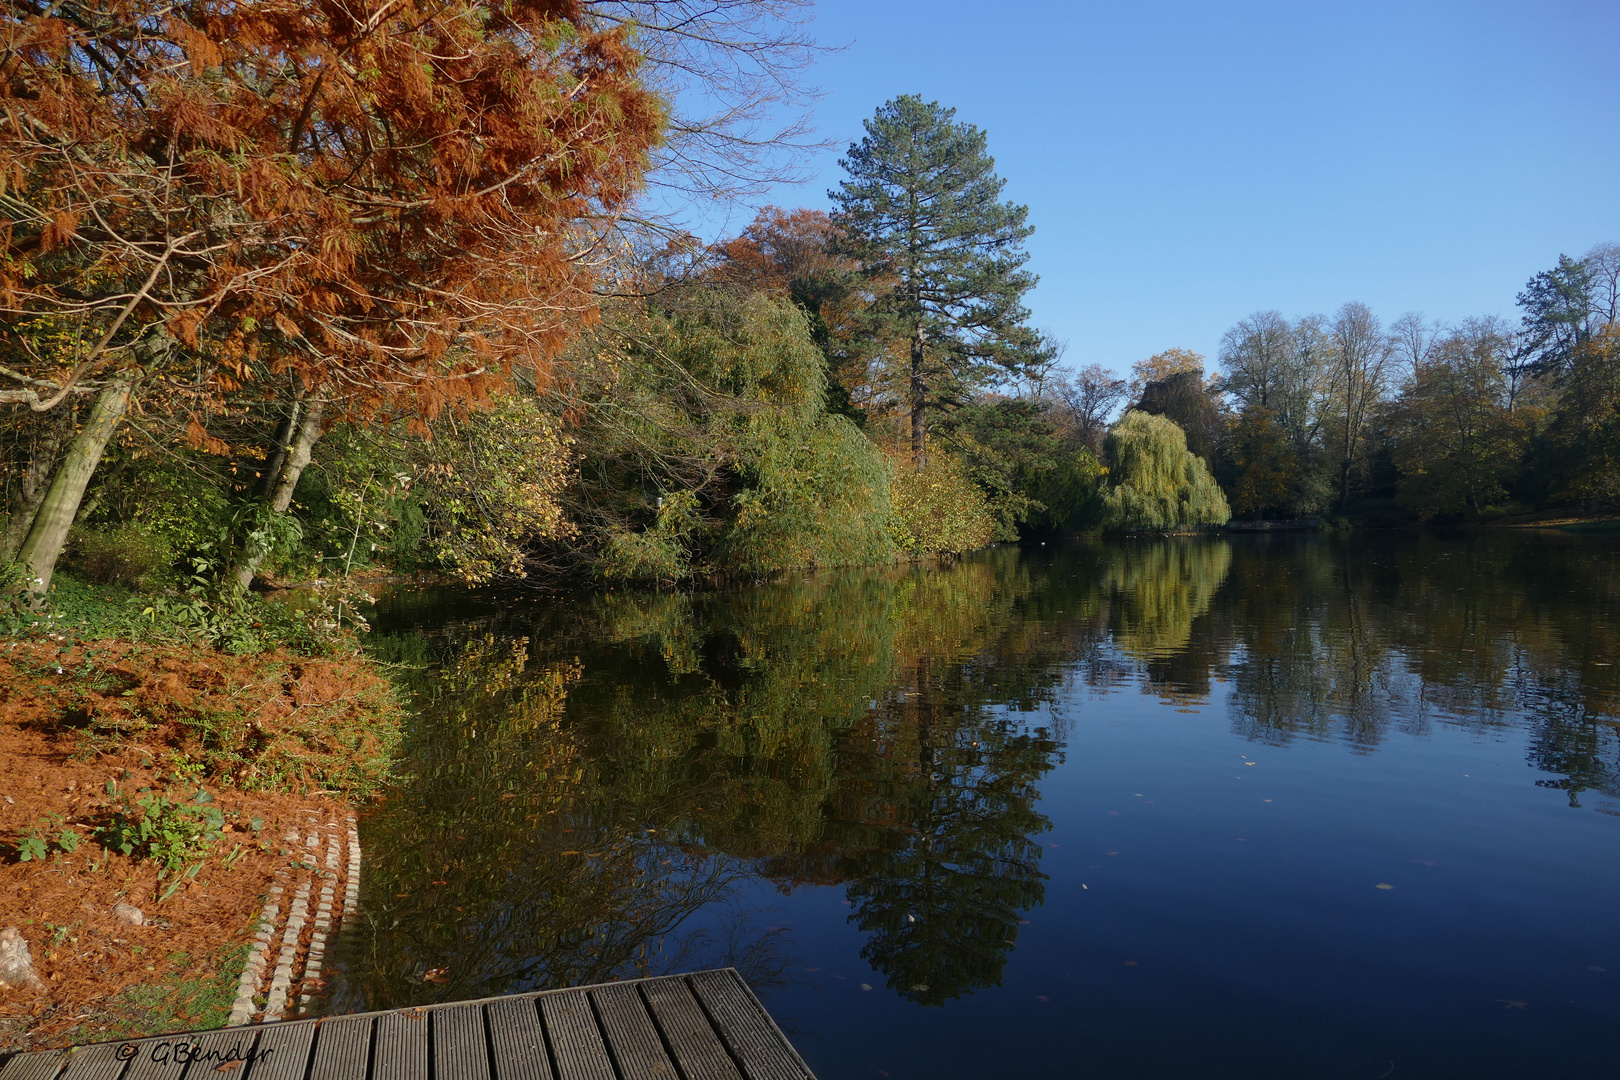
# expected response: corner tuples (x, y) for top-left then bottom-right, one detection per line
(832, 96), (1046, 471)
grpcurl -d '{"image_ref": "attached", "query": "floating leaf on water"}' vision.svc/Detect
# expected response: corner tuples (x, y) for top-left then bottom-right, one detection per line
(1035, 995), (1050, 1002)
(1124, 960), (1138, 967)
(1375, 883), (1395, 890)
(859, 983), (872, 991)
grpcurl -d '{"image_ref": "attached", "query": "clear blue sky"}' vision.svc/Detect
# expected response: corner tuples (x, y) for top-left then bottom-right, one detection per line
(732, 0), (1620, 377)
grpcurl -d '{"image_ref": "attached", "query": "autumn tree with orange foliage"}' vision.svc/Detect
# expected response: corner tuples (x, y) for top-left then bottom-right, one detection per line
(710, 206), (876, 416)
(1, 0), (663, 595)
(1129, 348), (1206, 398)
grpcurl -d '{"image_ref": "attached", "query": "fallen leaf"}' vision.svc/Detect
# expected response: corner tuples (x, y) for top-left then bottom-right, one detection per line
(423, 969), (449, 984)
(215, 1062), (243, 1073)
(859, 983), (872, 991)
(1375, 883), (1394, 890)
(1124, 960), (1138, 967)
(1035, 995), (1050, 1002)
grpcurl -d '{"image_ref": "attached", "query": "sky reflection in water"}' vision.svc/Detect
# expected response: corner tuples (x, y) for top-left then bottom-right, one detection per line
(325, 533), (1620, 1080)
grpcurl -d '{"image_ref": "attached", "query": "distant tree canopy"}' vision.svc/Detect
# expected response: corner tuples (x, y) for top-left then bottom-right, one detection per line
(1134, 370), (1225, 464)
(1101, 412), (1230, 531)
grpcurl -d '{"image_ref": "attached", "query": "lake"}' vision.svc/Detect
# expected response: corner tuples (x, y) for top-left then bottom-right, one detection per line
(322, 532), (1620, 1079)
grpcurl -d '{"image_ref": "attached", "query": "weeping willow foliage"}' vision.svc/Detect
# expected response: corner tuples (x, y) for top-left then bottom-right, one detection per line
(1102, 411), (1231, 531)
(1102, 540), (1233, 658)
(561, 292), (895, 580)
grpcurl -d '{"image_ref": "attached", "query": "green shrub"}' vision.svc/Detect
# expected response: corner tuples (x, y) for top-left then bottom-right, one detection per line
(887, 452), (997, 556)
(97, 785), (226, 877)
(64, 525), (174, 591)
(723, 414), (895, 573)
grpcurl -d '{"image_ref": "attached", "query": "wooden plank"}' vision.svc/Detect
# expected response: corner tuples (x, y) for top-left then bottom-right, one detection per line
(536, 992), (613, 1080)
(120, 1032), (201, 1080)
(0, 1050), (67, 1080)
(687, 971), (809, 1080)
(54, 1040), (130, 1080)
(589, 983), (677, 1080)
(486, 996), (553, 1080)
(307, 1015), (373, 1080)
(640, 978), (743, 1080)
(242, 1020), (315, 1080)
(2, 968), (815, 1080)
(373, 1010), (428, 1080)
(433, 1004), (490, 1080)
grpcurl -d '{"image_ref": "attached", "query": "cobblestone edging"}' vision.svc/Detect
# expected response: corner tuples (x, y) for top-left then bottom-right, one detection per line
(225, 812), (360, 1025)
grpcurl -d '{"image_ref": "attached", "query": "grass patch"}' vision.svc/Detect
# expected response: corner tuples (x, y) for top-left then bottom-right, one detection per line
(71, 940), (251, 1043)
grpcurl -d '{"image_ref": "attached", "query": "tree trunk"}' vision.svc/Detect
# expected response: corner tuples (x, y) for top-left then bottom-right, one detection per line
(14, 371), (139, 600)
(910, 324), (927, 473)
(256, 380), (306, 500)
(230, 397), (325, 589)
(0, 411), (71, 563)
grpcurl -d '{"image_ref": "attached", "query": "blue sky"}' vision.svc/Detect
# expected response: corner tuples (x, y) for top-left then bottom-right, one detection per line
(723, 0), (1620, 378)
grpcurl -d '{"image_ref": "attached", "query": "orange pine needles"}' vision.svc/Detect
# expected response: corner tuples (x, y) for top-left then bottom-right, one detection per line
(1, 0), (663, 415)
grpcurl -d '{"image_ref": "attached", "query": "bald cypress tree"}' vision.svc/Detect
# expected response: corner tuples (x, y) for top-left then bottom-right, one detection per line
(832, 96), (1046, 471)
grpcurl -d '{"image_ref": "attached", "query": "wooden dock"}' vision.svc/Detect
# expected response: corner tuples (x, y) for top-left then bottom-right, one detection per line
(0, 968), (816, 1080)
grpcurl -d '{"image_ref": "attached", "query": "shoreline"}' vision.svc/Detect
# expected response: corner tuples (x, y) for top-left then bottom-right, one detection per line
(0, 637), (402, 1051)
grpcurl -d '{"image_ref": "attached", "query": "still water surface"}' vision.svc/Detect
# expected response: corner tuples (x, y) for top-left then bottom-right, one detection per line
(324, 533), (1619, 1079)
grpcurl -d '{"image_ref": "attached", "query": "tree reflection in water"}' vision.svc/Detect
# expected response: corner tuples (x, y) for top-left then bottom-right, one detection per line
(325, 533), (1619, 1013)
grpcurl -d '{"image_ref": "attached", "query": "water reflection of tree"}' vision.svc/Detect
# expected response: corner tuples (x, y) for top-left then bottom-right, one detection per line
(1203, 534), (1620, 795)
(338, 533), (1620, 1014)
(1102, 540), (1232, 704)
(830, 684), (1057, 1005)
(339, 552), (1092, 1011)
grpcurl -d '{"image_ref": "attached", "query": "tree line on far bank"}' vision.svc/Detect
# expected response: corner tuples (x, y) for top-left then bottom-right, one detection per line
(1124, 247), (1620, 527)
(2, 2), (1615, 605)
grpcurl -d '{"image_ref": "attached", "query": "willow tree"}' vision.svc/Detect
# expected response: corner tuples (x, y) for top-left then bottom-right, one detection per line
(1, 0), (662, 596)
(1101, 411), (1230, 531)
(831, 96), (1046, 471)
